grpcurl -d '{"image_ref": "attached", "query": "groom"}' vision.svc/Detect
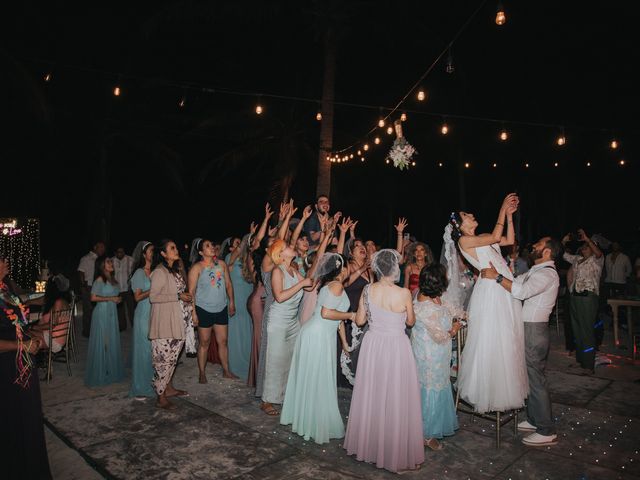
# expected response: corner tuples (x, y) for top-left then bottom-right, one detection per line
(481, 236), (562, 447)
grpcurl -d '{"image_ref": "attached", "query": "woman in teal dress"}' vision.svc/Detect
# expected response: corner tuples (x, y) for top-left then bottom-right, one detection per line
(129, 241), (155, 398)
(281, 253), (355, 444)
(226, 235), (254, 382)
(85, 256), (124, 387)
(411, 263), (463, 450)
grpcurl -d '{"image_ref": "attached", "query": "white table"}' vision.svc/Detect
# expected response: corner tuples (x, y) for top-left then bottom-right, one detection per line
(607, 298), (640, 351)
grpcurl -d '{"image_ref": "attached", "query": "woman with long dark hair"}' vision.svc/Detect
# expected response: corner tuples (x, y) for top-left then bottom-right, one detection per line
(403, 242), (434, 293)
(128, 241), (155, 398)
(85, 256), (124, 387)
(149, 239), (191, 409)
(281, 253), (355, 444)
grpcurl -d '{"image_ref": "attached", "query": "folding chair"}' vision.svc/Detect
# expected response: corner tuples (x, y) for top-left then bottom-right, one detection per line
(44, 307), (74, 383)
(66, 293), (79, 363)
(453, 324), (519, 448)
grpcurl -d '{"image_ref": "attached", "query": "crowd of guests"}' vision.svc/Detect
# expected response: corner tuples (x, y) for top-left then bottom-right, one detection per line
(2, 193), (640, 477)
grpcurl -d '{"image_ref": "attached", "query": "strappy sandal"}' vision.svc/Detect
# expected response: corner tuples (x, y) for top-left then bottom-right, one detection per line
(260, 403), (279, 416)
(425, 438), (443, 451)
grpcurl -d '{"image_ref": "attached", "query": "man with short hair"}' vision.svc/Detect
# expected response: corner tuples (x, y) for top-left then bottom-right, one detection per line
(604, 242), (632, 298)
(303, 194), (331, 248)
(112, 246), (135, 331)
(77, 241), (106, 337)
(482, 236), (562, 447)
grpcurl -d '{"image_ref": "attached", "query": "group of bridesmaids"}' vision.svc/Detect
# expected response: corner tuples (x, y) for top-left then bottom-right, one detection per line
(83, 198), (465, 473)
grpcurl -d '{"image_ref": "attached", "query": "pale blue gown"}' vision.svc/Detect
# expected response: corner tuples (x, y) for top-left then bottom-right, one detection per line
(226, 254), (253, 381)
(281, 285), (349, 444)
(261, 265), (303, 404)
(128, 269), (155, 397)
(85, 279), (124, 387)
(411, 298), (459, 439)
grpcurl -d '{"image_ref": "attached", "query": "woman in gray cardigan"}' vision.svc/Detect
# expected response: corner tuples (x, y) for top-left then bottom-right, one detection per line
(149, 239), (192, 409)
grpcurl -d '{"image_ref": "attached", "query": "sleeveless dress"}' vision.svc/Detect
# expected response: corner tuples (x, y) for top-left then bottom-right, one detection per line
(199, 262), (227, 365)
(129, 269), (155, 397)
(344, 286), (425, 473)
(247, 282), (265, 387)
(408, 273), (420, 293)
(261, 266), (304, 404)
(254, 270), (273, 397)
(457, 244), (528, 413)
(226, 254), (253, 381)
(85, 279), (124, 387)
(412, 299), (459, 439)
(281, 285), (349, 444)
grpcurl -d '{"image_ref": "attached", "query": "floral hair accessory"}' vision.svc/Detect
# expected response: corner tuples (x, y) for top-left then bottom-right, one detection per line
(449, 212), (461, 230)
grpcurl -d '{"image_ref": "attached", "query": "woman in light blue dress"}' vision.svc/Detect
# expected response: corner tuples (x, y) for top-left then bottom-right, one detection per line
(85, 256), (124, 387)
(411, 263), (463, 450)
(129, 241), (155, 398)
(281, 253), (354, 444)
(260, 239), (313, 415)
(226, 235), (254, 382)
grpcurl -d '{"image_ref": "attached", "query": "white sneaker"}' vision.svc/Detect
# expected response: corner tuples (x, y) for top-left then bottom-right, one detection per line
(517, 420), (536, 432)
(522, 432), (558, 446)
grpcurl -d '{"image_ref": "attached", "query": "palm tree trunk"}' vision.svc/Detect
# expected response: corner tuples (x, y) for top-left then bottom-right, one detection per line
(316, 26), (335, 197)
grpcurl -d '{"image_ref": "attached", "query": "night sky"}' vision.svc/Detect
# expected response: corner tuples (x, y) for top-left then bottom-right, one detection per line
(3, 0), (639, 270)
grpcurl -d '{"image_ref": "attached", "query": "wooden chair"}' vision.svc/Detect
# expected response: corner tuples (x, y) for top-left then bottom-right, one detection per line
(44, 307), (74, 383)
(453, 324), (520, 448)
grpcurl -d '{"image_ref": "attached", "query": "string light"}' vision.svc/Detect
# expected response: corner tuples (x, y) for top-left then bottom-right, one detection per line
(525, 163), (529, 168)
(43, 72), (52, 82)
(361, 157), (365, 162)
(316, 111), (322, 121)
(363, 143), (369, 151)
(374, 137), (381, 145)
(417, 88), (427, 101)
(556, 128), (566, 146)
(378, 117), (385, 128)
(255, 104), (263, 115)
(400, 112), (407, 122)
(619, 159), (626, 166)
(445, 49), (455, 74)
(0, 218), (40, 290)
(113, 85), (121, 97)
(499, 128), (509, 141)
(496, 2), (506, 25)
(554, 162), (559, 167)
(178, 96), (186, 108)
(464, 162), (470, 168)
(610, 139), (619, 149)
(411, 161), (416, 166)
(441, 122), (449, 135)
(386, 159), (390, 164)
(493, 163), (497, 168)
(357, 150), (362, 155)
(386, 126), (393, 135)
(438, 162), (443, 167)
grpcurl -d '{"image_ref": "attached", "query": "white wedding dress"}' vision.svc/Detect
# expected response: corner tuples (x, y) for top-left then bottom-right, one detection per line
(457, 243), (528, 413)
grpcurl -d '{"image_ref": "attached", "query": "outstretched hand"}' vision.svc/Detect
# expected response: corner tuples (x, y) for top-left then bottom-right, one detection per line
(395, 217), (408, 233)
(264, 203), (274, 220)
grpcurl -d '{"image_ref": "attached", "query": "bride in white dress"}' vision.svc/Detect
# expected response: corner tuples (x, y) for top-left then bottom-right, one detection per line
(451, 193), (528, 413)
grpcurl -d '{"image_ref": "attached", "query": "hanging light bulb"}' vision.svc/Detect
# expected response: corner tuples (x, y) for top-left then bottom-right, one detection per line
(400, 112), (407, 122)
(113, 85), (121, 96)
(386, 159), (390, 164)
(357, 150), (362, 155)
(499, 128), (509, 141)
(374, 137), (381, 145)
(316, 112), (323, 121)
(386, 126), (393, 135)
(179, 96), (186, 108)
(441, 122), (449, 135)
(363, 143), (369, 151)
(586, 162), (591, 167)
(554, 162), (559, 167)
(495, 3), (506, 25)
(349, 153), (354, 159)
(464, 162), (470, 168)
(438, 162), (443, 167)
(255, 104), (263, 115)
(417, 88), (427, 101)
(619, 159), (626, 166)
(378, 117), (385, 128)
(445, 49), (455, 74)
(556, 128), (566, 146)
(525, 163), (530, 168)
(493, 163), (498, 168)
(361, 157), (365, 162)
(411, 161), (416, 166)
(43, 72), (52, 82)
(610, 139), (619, 149)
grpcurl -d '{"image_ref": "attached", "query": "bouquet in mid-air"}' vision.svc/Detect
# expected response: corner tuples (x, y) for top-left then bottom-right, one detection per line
(387, 120), (417, 170)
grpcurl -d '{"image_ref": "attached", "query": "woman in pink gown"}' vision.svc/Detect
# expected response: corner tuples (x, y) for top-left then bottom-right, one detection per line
(344, 249), (424, 473)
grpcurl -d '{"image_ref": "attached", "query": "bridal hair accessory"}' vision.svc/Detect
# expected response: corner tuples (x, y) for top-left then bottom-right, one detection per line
(386, 120), (417, 170)
(312, 253), (344, 280)
(449, 212), (461, 230)
(441, 224), (465, 310)
(132, 240), (153, 266)
(371, 249), (401, 282)
(189, 238), (204, 264)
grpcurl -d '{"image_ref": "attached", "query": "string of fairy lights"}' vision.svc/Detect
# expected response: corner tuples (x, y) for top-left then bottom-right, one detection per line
(31, 1), (630, 170)
(0, 218), (41, 289)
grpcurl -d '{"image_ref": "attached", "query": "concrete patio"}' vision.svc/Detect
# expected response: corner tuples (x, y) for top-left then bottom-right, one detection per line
(42, 313), (640, 480)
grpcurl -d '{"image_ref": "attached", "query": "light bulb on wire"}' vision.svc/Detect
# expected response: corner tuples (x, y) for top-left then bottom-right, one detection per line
(441, 122), (449, 135)
(179, 96), (186, 108)
(417, 88), (427, 101)
(386, 126), (393, 135)
(374, 137), (381, 145)
(610, 139), (619, 149)
(400, 112), (407, 122)
(499, 128), (509, 141)
(316, 112), (322, 121)
(113, 85), (121, 97)
(556, 128), (566, 146)
(495, 3), (506, 25)
(619, 159), (626, 166)
(363, 143), (369, 151)
(378, 117), (385, 128)
(445, 49), (455, 74)
(255, 104), (263, 115)
(44, 72), (52, 82)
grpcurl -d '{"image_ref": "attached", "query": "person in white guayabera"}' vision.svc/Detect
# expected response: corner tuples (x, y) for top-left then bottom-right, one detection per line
(481, 236), (563, 447)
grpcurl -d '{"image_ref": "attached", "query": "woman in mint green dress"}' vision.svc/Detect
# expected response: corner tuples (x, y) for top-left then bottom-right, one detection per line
(129, 241), (155, 398)
(85, 256), (124, 387)
(226, 235), (254, 382)
(281, 253), (355, 444)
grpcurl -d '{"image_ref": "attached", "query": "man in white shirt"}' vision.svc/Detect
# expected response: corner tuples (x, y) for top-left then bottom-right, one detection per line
(77, 241), (106, 337)
(562, 229), (604, 373)
(112, 247), (134, 331)
(481, 236), (562, 447)
(604, 242), (632, 297)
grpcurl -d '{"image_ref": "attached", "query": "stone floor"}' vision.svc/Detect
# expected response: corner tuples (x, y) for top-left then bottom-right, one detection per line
(42, 315), (640, 480)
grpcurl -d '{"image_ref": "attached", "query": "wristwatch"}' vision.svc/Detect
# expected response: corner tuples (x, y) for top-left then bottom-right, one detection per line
(496, 274), (504, 284)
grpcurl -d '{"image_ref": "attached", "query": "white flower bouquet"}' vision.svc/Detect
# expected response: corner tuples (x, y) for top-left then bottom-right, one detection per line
(386, 120), (417, 170)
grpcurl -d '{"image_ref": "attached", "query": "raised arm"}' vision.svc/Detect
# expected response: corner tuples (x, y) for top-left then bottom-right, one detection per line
(306, 220), (334, 278)
(395, 217), (408, 254)
(337, 217), (354, 255)
(578, 229), (602, 258)
(277, 199), (296, 240)
(459, 193), (517, 250)
(289, 205), (313, 248)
